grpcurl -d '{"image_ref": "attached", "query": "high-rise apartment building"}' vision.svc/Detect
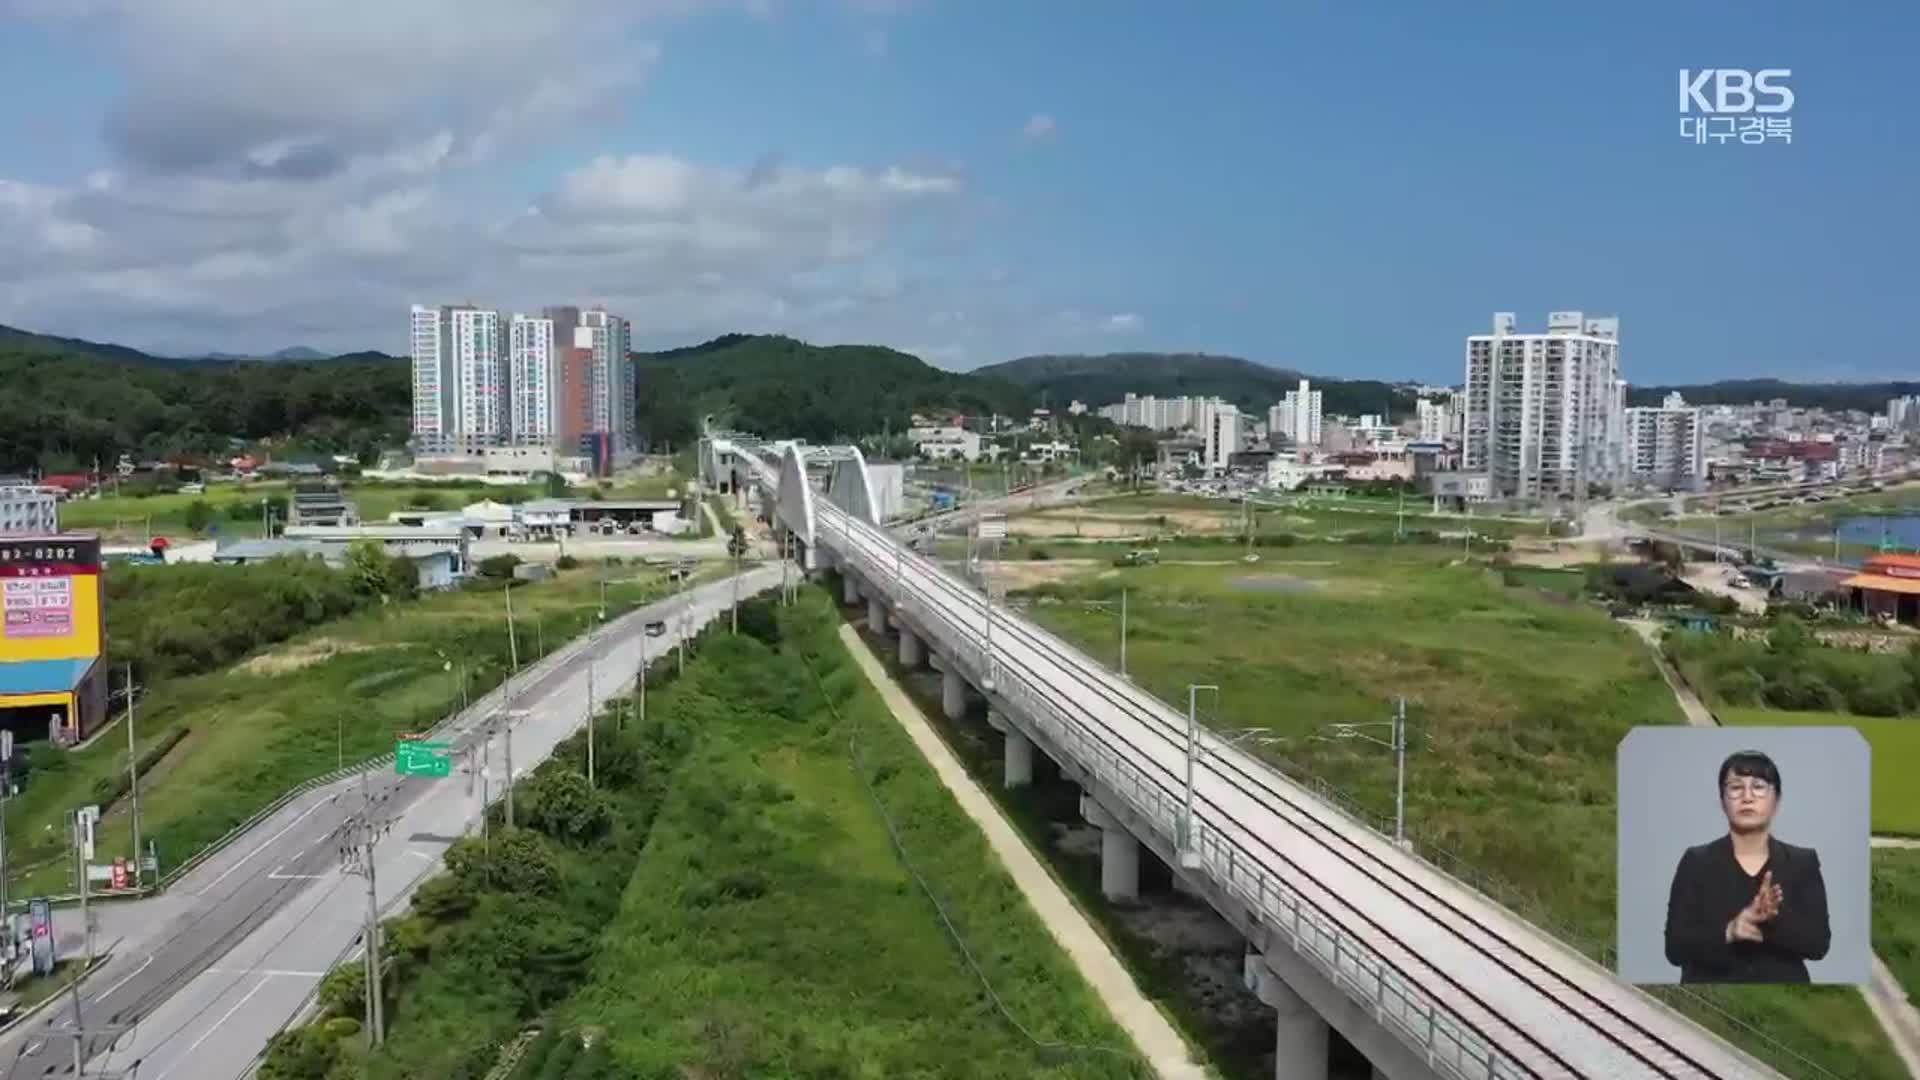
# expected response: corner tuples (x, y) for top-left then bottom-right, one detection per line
(1099, 393), (1228, 434)
(449, 307), (507, 451)
(412, 302), (630, 463)
(409, 304), (452, 451)
(1416, 396), (1449, 443)
(1271, 379), (1322, 445)
(1462, 311), (1626, 502)
(1626, 393), (1706, 491)
(508, 315), (557, 447)
(1203, 402), (1243, 471)
(576, 308), (634, 469)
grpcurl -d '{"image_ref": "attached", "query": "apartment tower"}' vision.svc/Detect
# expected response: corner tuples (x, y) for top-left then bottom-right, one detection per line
(1462, 311), (1626, 502)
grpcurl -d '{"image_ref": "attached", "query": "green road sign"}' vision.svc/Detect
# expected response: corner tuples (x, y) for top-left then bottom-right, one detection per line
(395, 739), (453, 778)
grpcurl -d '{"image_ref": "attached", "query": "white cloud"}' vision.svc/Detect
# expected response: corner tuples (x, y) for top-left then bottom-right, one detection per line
(1057, 309), (1144, 336)
(1022, 113), (1058, 142)
(0, 2), (1120, 364)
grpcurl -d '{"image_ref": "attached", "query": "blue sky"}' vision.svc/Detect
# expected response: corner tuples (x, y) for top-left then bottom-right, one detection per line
(0, 1), (1913, 384)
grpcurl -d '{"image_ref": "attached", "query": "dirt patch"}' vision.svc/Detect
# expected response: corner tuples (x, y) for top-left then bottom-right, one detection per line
(1229, 575), (1322, 594)
(1506, 542), (1611, 568)
(991, 559), (1104, 590)
(239, 638), (380, 676)
(1021, 507), (1234, 535)
(1009, 517), (1144, 539)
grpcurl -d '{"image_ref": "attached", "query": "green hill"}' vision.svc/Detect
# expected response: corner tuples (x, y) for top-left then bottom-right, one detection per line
(0, 325), (408, 473)
(1626, 379), (1920, 413)
(634, 335), (1030, 448)
(977, 352), (1416, 419)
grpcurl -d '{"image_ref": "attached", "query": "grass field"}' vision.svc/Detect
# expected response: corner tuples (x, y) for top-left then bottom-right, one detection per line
(1017, 547), (1904, 1080)
(1873, 849), (1920, 1005)
(1015, 492), (1550, 546)
(1720, 707), (1920, 836)
(58, 483), (290, 537)
(552, 595), (1144, 1078)
(258, 591), (1137, 1079)
(2, 564), (708, 896)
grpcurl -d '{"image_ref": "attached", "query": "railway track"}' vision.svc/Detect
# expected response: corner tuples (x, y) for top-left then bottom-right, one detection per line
(821, 500), (1774, 1080)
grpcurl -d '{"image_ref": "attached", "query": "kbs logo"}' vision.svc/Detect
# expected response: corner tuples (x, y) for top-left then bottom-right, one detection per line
(1678, 69), (1793, 146)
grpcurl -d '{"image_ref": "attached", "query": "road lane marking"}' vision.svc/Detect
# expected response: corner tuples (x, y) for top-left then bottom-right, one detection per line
(95, 953), (157, 1002)
(197, 793), (339, 894)
(206, 967), (327, 978)
(153, 975), (272, 1080)
(266, 863), (333, 880)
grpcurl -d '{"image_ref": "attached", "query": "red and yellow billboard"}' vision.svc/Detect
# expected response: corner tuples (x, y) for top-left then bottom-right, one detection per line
(0, 536), (104, 663)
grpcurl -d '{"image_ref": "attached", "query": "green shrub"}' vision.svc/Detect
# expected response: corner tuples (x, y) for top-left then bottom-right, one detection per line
(554, 554), (580, 571)
(105, 560), (368, 680)
(258, 1024), (342, 1080)
(477, 554), (522, 579)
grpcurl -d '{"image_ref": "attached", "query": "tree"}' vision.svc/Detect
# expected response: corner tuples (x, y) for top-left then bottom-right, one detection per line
(344, 539), (419, 601)
(183, 499), (214, 533)
(445, 828), (560, 895)
(524, 766), (614, 844)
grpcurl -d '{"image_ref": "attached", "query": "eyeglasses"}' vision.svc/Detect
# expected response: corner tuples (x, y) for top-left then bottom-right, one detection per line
(1723, 779), (1774, 799)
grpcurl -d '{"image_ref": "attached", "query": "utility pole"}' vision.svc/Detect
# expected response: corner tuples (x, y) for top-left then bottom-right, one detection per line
(123, 664), (143, 886)
(503, 712), (518, 829)
(0, 732), (9, 928)
(1119, 588), (1129, 680)
(1180, 685), (1217, 870)
(504, 584), (520, 678)
(339, 793), (392, 1049)
(1393, 697), (1408, 847)
(586, 620), (598, 788)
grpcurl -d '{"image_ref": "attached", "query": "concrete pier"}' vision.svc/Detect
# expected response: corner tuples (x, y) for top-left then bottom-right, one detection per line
(1003, 730), (1033, 787)
(1246, 953), (1330, 1080)
(867, 593), (887, 632)
(941, 665), (967, 721)
(898, 625), (923, 669)
(986, 710), (1032, 788)
(842, 573), (859, 606)
(1080, 795), (1140, 901)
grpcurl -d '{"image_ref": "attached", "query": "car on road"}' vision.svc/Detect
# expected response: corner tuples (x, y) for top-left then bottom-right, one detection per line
(645, 620), (667, 637)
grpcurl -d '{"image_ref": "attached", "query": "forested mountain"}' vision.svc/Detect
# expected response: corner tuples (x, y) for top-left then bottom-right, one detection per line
(1626, 379), (1920, 413)
(0, 326), (409, 472)
(978, 352), (1417, 418)
(634, 335), (1029, 449)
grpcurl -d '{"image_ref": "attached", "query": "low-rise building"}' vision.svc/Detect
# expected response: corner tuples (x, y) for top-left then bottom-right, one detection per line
(1429, 472), (1493, 511)
(0, 488), (59, 537)
(286, 482), (358, 527)
(279, 525), (472, 580)
(1265, 454), (1341, 491)
(908, 425), (982, 462)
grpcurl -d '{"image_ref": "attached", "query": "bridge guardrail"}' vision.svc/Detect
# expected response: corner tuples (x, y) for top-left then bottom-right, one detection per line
(820, 503), (1515, 1080)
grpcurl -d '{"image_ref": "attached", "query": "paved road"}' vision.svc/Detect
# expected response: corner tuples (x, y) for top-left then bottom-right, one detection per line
(0, 567), (783, 1080)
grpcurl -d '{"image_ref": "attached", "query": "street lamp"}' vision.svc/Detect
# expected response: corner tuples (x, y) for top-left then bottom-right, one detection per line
(1180, 684), (1219, 870)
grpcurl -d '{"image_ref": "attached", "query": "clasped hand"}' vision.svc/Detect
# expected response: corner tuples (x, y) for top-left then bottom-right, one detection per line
(1726, 871), (1783, 944)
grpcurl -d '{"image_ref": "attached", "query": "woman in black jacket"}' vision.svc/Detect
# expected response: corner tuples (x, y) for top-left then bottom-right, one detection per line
(1663, 749), (1831, 983)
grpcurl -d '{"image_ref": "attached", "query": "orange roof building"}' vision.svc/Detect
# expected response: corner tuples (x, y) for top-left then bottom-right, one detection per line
(1842, 554), (1920, 622)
